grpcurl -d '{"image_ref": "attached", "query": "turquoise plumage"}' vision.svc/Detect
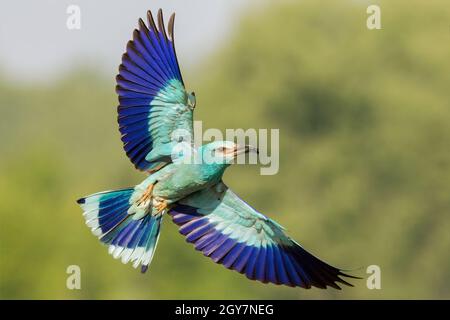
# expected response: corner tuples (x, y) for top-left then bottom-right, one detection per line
(77, 9), (357, 289)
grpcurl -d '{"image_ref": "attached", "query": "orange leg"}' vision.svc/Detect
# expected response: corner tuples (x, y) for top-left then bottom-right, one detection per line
(137, 183), (154, 206)
(154, 199), (169, 214)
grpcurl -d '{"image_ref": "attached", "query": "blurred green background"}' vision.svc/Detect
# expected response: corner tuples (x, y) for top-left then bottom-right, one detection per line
(1, 0), (450, 299)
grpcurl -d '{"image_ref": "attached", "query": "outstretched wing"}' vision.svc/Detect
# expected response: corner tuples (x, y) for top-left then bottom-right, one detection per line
(169, 183), (358, 289)
(117, 9), (194, 172)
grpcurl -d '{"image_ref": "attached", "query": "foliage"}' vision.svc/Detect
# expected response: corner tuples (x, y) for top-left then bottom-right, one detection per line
(1, 0), (449, 299)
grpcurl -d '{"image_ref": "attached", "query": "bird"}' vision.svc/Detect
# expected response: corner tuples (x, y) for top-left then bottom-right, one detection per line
(77, 9), (358, 289)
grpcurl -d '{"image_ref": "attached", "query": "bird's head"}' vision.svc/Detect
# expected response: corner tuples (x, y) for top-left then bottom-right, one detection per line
(199, 141), (258, 167)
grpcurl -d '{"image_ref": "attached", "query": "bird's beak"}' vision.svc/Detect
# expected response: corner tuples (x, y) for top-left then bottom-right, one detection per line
(244, 145), (259, 154)
(233, 144), (259, 157)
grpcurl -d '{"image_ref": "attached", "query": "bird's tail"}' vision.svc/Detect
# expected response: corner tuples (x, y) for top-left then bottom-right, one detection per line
(77, 188), (162, 273)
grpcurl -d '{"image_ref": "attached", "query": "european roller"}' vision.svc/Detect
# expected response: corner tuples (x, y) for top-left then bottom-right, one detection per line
(77, 9), (357, 289)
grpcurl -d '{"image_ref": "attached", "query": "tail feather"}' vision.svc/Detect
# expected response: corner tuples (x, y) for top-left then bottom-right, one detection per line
(77, 188), (162, 272)
(78, 188), (133, 237)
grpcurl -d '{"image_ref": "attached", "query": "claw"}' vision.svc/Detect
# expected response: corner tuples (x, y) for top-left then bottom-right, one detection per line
(154, 200), (168, 214)
(137, 183), (154, 206)
(137, 183), (168, 215)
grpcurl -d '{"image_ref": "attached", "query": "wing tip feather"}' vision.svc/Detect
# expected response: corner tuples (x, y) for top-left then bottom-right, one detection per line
(168, 13), (175, 41)
(147, 10), (158, 34)
(157, 9), (168, 41)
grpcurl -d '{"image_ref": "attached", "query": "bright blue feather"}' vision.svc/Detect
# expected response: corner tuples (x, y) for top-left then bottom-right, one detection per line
(245, 247), (259, 280)
(222, 242), (246, 269)
(116, 10), (192, 171)
(255, 246), (266, 282)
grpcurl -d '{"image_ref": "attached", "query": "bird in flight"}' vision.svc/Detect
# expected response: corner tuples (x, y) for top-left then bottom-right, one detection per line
(77, 9), (357, 289)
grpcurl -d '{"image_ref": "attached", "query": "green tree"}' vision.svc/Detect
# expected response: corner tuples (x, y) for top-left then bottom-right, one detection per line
(1, 0), (449, 299)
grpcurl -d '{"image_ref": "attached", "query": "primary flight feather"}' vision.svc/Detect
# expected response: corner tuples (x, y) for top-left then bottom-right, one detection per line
(77, 9), (357, 289)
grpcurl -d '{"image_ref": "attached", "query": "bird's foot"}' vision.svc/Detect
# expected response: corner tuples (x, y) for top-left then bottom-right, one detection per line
(153, 197), (168, 215)
(137, 183), (154, 206)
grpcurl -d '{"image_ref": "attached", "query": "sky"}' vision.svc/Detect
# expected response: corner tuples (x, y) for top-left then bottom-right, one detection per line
(0, 0), (259, 83)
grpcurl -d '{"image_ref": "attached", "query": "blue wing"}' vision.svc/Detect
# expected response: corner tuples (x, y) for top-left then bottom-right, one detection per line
(117, 9), (194, 171)
(169, 183), (358, 289)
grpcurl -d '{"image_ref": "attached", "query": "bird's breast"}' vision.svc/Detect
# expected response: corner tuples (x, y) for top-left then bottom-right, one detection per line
(153, 165), (217, 202)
